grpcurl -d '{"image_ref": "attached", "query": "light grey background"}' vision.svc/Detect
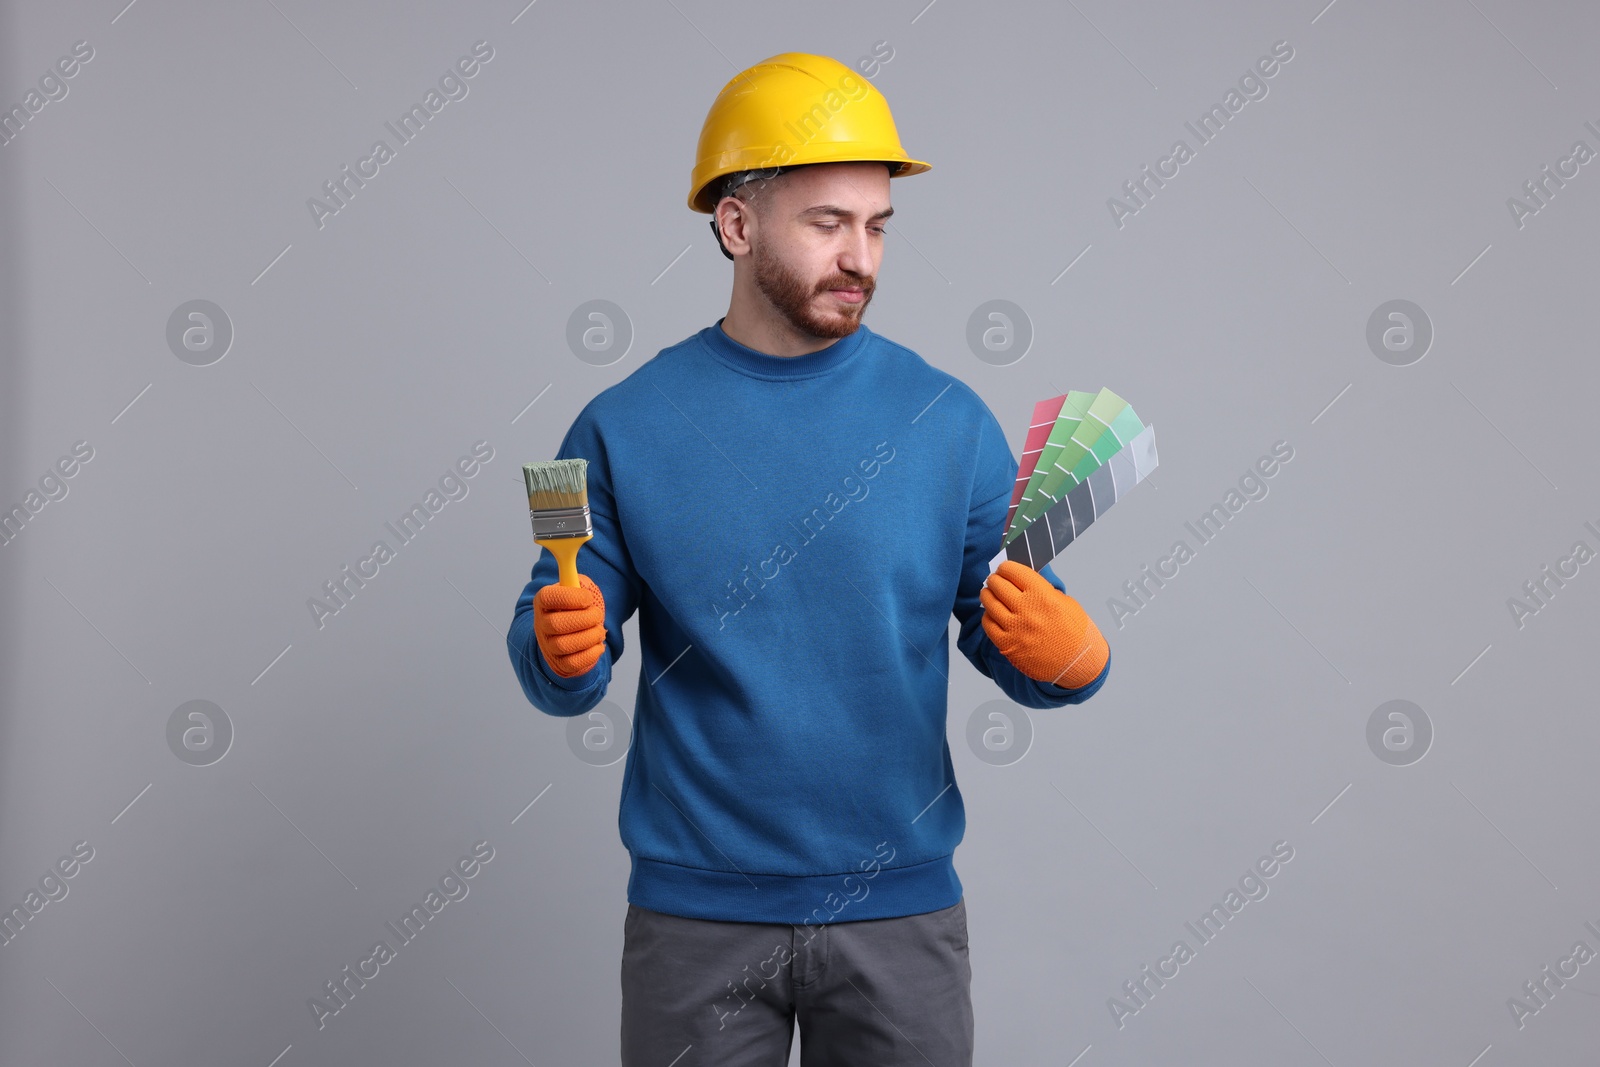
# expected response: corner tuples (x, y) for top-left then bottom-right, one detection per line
(3, 0), (1598, 1064)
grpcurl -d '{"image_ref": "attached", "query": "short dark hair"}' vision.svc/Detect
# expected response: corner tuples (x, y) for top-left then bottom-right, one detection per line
(716, 160), (897, 205)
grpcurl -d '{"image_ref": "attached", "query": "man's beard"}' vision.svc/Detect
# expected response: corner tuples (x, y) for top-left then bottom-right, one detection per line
(751, 240), (874, 340)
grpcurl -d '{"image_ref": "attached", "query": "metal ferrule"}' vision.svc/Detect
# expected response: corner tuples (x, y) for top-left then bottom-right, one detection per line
(531, 503), (591, 539)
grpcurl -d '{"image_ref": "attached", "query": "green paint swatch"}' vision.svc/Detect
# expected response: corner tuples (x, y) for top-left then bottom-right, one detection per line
(1006, 388), (1147, 545)
(1008, 390), (1094, 544)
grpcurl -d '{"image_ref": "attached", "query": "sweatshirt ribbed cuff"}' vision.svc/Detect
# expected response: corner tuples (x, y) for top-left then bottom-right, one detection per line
(537, 644), (604, 691)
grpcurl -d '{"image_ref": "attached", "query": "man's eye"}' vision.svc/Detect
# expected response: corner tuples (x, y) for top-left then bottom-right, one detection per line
(814, 223), (887, 235)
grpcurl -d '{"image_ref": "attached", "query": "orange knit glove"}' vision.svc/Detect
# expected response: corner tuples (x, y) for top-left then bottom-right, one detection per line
(980, 560), (1108, 689)
(533, 574), (608, 678)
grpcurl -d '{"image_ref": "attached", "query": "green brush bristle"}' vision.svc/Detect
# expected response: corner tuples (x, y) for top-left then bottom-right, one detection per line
(523, 458), (589, 512)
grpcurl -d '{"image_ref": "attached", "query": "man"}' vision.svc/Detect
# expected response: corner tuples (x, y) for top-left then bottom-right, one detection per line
(507, 52), (1110, 1066)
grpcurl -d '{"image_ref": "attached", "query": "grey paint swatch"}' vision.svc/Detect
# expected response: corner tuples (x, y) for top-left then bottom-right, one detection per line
(988, 423), (1158, 574)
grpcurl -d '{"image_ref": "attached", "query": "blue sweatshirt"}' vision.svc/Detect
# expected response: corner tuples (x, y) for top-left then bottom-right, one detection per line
(507, 319), (1109, 924)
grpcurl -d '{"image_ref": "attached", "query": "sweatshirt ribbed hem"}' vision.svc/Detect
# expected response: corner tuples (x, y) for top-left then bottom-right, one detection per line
(626, 852), (962, 924)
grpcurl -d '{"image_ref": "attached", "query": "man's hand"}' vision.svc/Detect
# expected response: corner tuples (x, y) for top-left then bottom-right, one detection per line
(980, 560), (1108, 689)
(534, 573), (608, 678)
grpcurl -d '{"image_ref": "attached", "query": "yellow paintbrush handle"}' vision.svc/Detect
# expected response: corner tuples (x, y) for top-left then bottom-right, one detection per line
(536, 535), (592, 588)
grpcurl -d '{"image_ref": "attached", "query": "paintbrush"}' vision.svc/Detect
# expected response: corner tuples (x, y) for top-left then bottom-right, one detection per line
(523, 458), (593, 588)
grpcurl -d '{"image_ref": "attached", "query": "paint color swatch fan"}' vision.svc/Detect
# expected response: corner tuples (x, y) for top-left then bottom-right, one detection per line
(987, 388), (1159, 574)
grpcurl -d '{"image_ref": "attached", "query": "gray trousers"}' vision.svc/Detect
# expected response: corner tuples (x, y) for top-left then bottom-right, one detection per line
(621, 897), (973, 1066)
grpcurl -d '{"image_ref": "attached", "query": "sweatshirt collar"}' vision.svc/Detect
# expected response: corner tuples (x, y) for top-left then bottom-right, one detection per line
(700, 317), (869, 380)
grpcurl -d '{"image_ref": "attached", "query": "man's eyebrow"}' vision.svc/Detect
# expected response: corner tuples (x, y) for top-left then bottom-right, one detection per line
(798, 205), (895, 221)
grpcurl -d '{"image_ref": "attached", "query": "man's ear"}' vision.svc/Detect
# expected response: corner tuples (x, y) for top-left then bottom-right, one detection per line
(710, 217), (735, 261)
(713, 197), (752, 261)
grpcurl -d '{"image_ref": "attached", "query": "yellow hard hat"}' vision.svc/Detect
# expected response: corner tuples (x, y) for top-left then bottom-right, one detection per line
(688, 52), (931, 214)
